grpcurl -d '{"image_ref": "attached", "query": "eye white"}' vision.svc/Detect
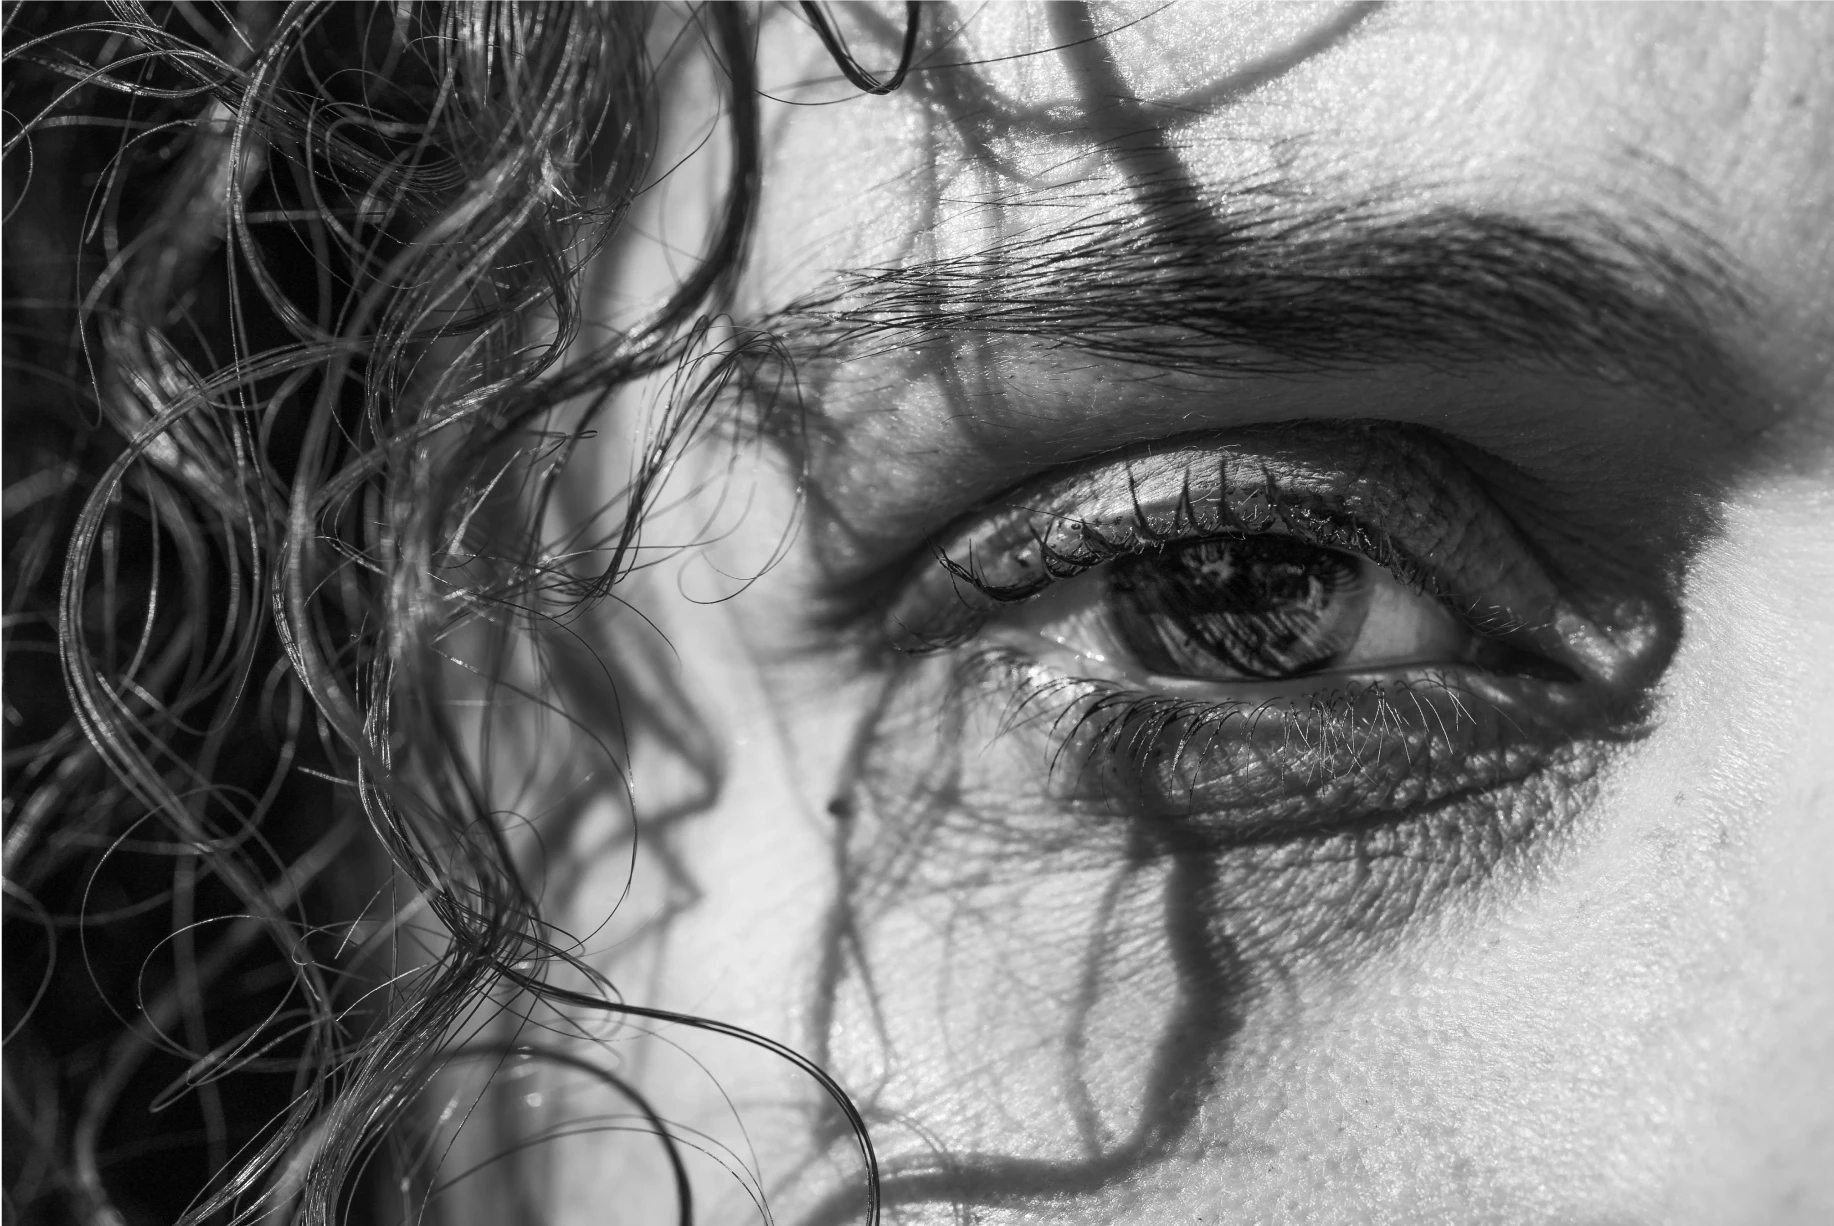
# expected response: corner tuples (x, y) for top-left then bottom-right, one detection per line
(1331, 559), (1469, 671)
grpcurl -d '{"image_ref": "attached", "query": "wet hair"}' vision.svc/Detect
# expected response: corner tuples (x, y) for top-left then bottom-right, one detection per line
(1, 4), (916, 1223)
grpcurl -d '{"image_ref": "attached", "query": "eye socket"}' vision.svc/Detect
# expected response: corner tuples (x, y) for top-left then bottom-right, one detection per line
(991, 533), (1473, 689)
(863, 427), (1671, 841)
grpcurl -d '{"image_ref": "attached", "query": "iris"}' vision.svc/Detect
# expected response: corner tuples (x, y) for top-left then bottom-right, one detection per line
(1108, 536), (1367, 681)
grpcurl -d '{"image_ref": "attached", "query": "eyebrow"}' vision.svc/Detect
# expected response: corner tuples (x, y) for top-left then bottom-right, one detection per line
(762, 193), (1761, 422)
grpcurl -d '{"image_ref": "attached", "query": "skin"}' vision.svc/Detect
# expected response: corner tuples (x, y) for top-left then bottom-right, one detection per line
(524, 5), (1834, 1225)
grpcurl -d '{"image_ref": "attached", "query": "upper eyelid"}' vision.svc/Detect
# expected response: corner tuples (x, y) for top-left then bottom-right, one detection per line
(878, 426), (1612, 675)
(899, 435), (1459, 605)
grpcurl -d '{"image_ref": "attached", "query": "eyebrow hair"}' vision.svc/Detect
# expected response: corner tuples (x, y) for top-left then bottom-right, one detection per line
(763, 192), (1761, 422)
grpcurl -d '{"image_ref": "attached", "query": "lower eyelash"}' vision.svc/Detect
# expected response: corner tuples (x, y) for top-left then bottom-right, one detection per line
(843, 626), (1633, 968)
(957, 644), (1592, 841)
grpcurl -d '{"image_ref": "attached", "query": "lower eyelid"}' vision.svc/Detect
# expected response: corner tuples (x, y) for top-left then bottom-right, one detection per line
(956, 646), (1605, 835)
(1192, 747), (1606, 962)
(845, 641), (1621, 988)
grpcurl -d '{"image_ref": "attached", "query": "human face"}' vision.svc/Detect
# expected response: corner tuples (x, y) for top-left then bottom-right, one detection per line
(553, 4), (1834, 1224)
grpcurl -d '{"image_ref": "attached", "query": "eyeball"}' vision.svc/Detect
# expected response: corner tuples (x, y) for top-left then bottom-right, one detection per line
(991, 534), (1470, 689)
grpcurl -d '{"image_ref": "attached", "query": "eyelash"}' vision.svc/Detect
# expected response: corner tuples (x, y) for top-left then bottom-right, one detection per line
(942, 635), (1526, 834)
(971, 645), (1427, 784)
(873, 432), (1630, 835)
(895, 474), (1472, 687)
(947, 507), (1431, 603)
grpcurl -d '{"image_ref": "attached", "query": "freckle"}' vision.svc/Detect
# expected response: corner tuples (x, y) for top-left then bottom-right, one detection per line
(827, 795), (855, 821)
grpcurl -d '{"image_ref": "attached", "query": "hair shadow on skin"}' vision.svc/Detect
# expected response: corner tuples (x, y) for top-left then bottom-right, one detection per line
(892, 1), (1375, 200)
(776, 7), (1399, 1221)
(799, 797), (1248, 1225)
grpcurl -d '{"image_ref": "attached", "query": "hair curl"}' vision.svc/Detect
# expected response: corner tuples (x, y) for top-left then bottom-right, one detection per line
(2, 3), (911, 1222)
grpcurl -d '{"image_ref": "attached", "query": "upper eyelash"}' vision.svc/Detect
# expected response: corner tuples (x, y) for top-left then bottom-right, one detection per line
(877, 429), (1635, 691)
(921, 490), (1444, 645)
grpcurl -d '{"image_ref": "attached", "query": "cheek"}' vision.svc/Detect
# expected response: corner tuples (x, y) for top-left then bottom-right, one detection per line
(1648, 471), (1834, 1209)
(560, 460), (1834, 1224)
(825, 843), (1210, 1164)
(1195, 470), (1834, 1219)
(818, 656), (1577, 1214)
(809, 470), (1834, 1223)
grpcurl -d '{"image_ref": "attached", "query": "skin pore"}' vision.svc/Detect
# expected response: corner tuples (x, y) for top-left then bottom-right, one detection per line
(531, 5), (1833, 1225)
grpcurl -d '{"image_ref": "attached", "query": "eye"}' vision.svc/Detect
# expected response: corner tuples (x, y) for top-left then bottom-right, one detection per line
(803, 428), (1681, 1217)
(993, 534), (1472, 688)
(868, 427), (1667, 832)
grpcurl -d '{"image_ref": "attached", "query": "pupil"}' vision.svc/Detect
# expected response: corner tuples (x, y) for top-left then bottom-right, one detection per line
(1107, 535), (1367, 681)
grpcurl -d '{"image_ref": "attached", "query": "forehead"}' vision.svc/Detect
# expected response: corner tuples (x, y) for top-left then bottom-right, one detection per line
(745, 1), (1831, 405)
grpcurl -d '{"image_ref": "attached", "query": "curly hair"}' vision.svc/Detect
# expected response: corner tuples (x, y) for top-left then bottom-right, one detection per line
(2, 3), (915, 1222)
